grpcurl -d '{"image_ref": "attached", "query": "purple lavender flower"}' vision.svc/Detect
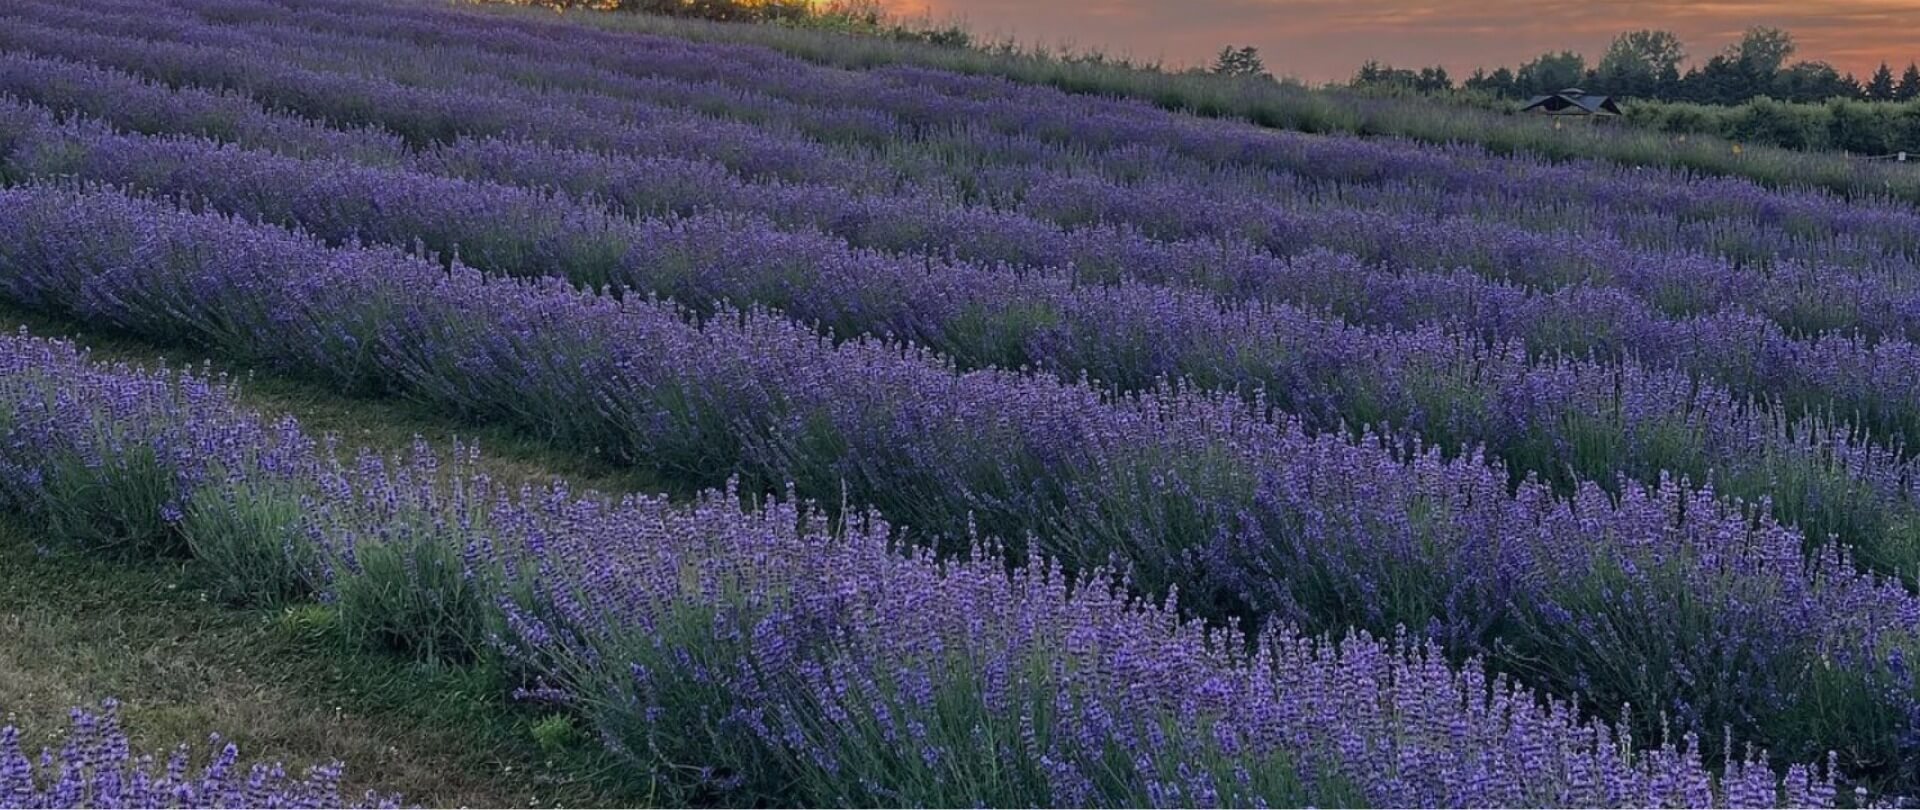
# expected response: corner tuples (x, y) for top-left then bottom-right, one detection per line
(0, 700), (396, 809)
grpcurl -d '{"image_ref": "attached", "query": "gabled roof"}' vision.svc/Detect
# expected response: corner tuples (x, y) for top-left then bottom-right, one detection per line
(1520, 88), (1622, 116)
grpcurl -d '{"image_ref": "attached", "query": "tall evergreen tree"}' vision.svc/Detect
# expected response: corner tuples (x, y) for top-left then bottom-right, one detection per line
(1899, 63), (1920, 101)
(1867, 62), (1897, 101)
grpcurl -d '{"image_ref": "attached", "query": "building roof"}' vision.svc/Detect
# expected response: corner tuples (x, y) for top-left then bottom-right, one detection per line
(1520, 88), (1623, 116)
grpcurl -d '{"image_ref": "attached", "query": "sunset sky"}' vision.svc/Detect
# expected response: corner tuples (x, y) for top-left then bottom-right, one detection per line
(875, 0), (1920, 83)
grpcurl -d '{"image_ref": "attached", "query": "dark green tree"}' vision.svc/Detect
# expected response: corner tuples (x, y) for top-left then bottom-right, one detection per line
(1596, 29), (1686, 97)
(1670, 27), (1797, 104)
(1867, 62), (1898, 101)
(1352, 60), (1391, 86)
(1211, 46), (1268, 78)
(1415, 65), (1452, 93)
(1353, 62), (1454, 94)
(1898, 63), (1920, 101)
(1368, 25), (1908, 108)
(1464, 66), (1519, 98)
(1515, 51), (1587, 96)
(1773, 61), (1855, 103)
(1728, 26), (1796, 76)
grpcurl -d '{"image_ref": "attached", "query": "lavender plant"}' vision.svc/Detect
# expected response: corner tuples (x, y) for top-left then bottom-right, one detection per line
(0, 700), (393, 809)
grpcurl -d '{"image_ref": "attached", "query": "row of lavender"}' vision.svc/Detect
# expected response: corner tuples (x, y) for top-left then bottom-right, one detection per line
(0, 701), (386, 809)
(12, 0), (1920, 327)
(0, 331), (1840, 807)
(2, 183), (1916, 794)
(13, 2), (1920, 345)
(6, 41), (1920, 362)
(192, 6), (1920, 280)
(24, 3), (1920, 505)
(9, 91), (1920, 589)
(39, 0), (1920, 275)
(16, 7), (1920, 447)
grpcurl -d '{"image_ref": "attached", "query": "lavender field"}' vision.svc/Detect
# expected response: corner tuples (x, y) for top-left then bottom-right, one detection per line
(2, 0), (1920, 806)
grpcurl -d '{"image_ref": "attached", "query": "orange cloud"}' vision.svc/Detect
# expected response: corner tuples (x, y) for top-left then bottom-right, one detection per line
(876, 0), (1920, 82)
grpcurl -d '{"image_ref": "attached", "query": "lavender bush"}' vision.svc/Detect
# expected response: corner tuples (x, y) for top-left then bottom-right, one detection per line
(0, 700), (392, 809)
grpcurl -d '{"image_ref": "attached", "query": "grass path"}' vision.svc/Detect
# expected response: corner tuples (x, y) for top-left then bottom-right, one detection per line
(0, 306), (652, 808)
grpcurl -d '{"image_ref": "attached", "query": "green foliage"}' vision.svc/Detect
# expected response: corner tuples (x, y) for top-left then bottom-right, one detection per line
(1867, 62), (1899, 102)
(334, 528), (496, 665)
(1728, 26), (1796, 77)
(764, 646), (1327, 807)
(1515, 50), (1587, 95)
(1624, 95), (1920, 154)
(1209, 46), (1266, 79)
(530, 713), (582, 754)
(1440, 23), (1911, 114)
(276, 602), (342, 642)
(40, 443), (183, 558)
(1351, 60), (1451, 93)
(1725, 97), (1828, 151)
(1772, 61), (1855, 104)
(180, 477), (321, 606)
(1597, 29), (1685, 96)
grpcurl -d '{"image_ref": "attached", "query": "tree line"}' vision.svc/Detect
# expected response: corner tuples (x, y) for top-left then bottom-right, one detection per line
(1349, 27), (1920, 106)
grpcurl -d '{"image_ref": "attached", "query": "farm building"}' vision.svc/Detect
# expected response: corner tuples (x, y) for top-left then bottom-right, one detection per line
(1520, 87), (1623, 116)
